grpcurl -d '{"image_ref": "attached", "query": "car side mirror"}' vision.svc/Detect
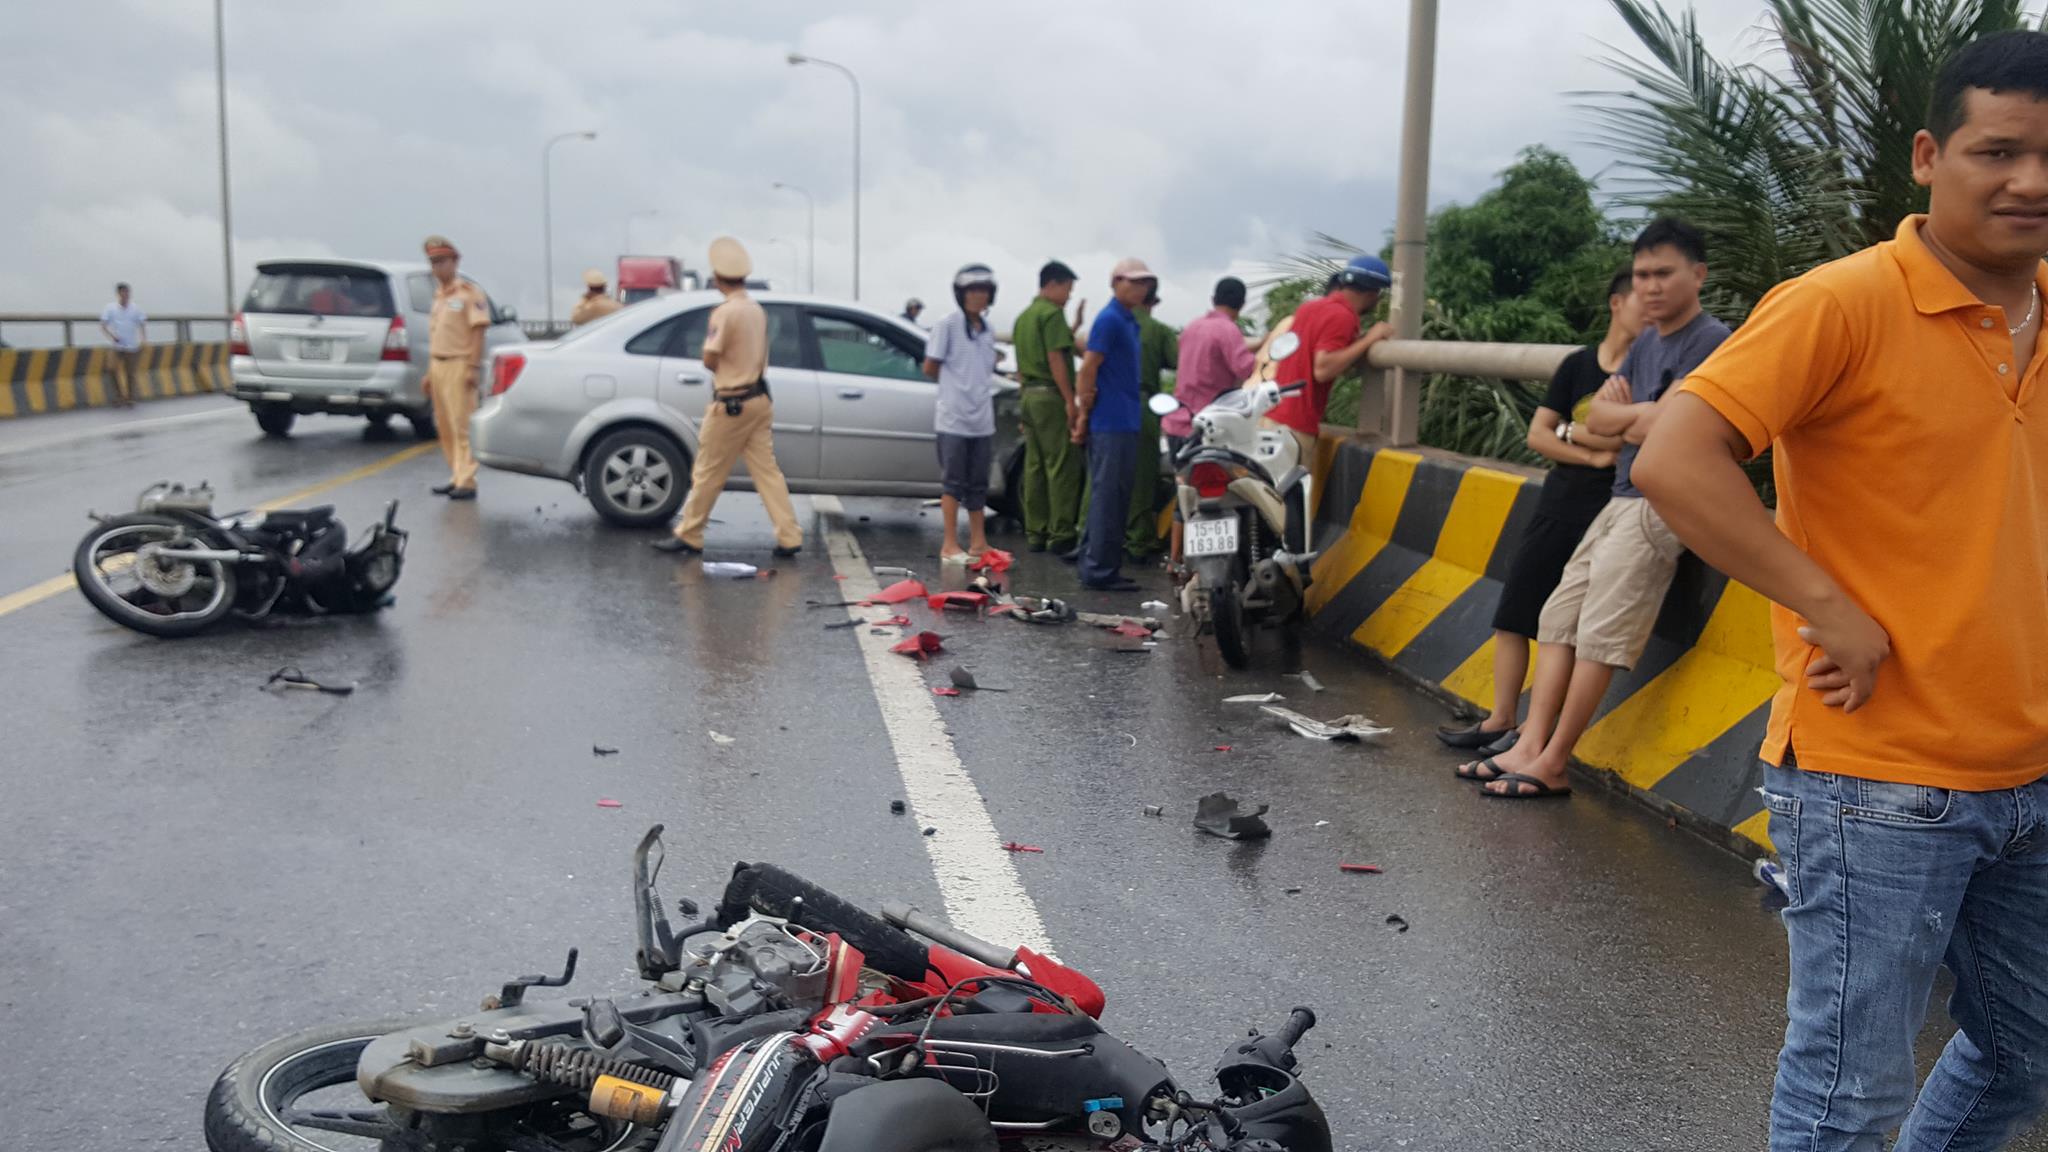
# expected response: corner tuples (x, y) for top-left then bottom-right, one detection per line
(496, 306), (519, 324)
(1147, 392), (1181, 416)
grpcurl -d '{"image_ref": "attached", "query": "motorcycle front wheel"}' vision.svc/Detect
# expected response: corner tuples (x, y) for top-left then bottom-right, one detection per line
(74, 513), (239, 638)
(203, 1018), (658, 1152)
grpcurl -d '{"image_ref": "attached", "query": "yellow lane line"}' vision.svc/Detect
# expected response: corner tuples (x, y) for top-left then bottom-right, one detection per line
(0, 442), (435, 621)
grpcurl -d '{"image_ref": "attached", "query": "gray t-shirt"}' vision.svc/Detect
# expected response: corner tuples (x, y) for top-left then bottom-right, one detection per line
(926, 311), (998, 438)
(1612, 310), (1732, 497)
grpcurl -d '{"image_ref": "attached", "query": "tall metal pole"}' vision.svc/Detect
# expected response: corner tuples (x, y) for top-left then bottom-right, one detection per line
(788, 55), (860, 299)
(214, 0), (235, 318)
(541, 130), (597, 331)
(1384, 0), (1438, 446)
(773, 182), (815, 293)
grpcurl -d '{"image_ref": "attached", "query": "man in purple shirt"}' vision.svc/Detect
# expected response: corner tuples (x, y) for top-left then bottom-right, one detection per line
(1163, 277), (1259, 566)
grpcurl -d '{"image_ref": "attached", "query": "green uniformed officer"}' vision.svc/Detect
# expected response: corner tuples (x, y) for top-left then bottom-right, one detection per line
(1011, 261), (1084, 553)
(1126, 284), (1179, 558)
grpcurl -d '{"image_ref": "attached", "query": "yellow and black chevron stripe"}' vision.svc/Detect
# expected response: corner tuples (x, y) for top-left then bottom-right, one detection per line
(0, 342), (231, 418)
(1306, 439), (1778, 850)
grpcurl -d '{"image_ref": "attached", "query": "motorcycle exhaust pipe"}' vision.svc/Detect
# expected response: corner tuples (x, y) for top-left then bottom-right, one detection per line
(150, 547), (265, 564)
(881, 901), (1018, 969)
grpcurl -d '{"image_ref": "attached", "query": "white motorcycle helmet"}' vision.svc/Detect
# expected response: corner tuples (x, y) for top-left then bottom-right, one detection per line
(951, 264), (998, 310)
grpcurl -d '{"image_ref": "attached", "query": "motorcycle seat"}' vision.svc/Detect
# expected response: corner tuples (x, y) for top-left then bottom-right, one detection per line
(262, 506), (336, 534)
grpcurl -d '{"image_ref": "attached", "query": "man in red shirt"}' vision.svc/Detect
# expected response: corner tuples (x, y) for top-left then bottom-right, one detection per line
(1267, 254), (1395, 450)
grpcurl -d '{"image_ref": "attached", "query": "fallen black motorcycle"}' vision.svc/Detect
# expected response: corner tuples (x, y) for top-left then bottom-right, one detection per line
(74, 481), (407, 638)
(204, 827), (1330, 1152)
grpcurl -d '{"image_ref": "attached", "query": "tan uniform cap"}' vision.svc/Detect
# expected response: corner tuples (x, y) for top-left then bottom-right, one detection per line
(583, 268), (607, 288)
(709, 237), (752, 281)
(423, 235), (459, 258)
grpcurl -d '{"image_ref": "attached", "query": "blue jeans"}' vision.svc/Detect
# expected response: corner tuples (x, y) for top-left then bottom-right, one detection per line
(1764, 761), (2048, 1151)
(1079, 431), (1138, 586)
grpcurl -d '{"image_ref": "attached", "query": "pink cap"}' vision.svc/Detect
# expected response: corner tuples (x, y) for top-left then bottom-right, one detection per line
(1110, 257), (1157, 283)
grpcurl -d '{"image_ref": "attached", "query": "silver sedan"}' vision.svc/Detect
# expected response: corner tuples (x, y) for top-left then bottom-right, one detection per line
(470, 292), (1021, 528)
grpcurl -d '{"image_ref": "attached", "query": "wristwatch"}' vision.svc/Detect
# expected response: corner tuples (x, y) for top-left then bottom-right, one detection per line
(1556, 421), (1574, 445)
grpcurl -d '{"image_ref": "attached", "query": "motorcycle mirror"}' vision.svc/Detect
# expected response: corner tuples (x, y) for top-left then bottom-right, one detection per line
(1147, 392), (1181, 417)
(1267, 331), (1302, 362)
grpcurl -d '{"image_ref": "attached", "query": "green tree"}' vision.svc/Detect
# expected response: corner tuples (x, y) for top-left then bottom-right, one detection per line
(1589, 0), (2038, 321)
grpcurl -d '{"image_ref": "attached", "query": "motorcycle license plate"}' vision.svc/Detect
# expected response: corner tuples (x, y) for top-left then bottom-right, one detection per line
(299, 336), (331, 359)
(1187, 517), (1239, 557)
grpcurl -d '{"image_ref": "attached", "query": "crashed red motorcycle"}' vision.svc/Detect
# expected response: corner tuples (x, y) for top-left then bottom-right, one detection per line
(204, 826), (1330, 1152)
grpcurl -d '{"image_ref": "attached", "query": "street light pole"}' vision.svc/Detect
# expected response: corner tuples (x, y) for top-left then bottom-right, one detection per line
(1384, 0), (1438, 446)
(541, 130), (597, 331)
(771, 182), (815, 293)
(787, 53), (859, 299)
(214, 0), (235, 318)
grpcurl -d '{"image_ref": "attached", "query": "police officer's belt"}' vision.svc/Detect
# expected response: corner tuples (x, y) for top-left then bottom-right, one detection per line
(717, 380), (770, 415)
(1018, 378), (1061, 391)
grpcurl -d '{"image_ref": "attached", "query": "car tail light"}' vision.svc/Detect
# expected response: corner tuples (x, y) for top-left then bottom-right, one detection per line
(380, 315), (410, 362)
(490, 352), (526, 396)
(229, 313), (249, 357)
(1190, 461), (1233, 499)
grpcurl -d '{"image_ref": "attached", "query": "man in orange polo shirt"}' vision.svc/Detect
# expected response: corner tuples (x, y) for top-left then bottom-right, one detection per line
(1636, 31), (2048, 1150)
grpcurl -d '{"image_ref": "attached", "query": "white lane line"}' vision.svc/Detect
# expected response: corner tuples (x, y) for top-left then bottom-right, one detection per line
(812, 495), (1054, 957)
(0, 402), (243, 458)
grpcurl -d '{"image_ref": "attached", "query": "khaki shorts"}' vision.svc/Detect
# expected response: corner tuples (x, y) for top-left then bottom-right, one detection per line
(1536, 496), (1685, 669)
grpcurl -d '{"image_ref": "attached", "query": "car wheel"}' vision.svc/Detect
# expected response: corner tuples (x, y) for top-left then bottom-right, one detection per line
(253, 405), (295, 438)
(408, 409), (437, 441)
(582, 427), (689, 528)
(363, 411), (396, 440)
(987, 443), (1025, 523)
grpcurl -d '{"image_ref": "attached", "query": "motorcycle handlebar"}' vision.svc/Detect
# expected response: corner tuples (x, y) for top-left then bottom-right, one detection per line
(1276, 1006), (1316, 1049)
(1277, 381), (1309, 396)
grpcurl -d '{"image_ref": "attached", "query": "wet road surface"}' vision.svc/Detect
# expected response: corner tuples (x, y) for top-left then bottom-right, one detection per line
(1, 396), (2036, 1150)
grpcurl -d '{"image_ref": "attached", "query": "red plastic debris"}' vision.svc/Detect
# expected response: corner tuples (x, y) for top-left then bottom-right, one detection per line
(1109, 622), (1152, 639)
(596, 798), (623, 809)
(969, 549), (1014, 574)
(1339, 863), (1383, 874)
(1001, 841), (1044, 853)
(890, 631), (945, 659)
(864, 579), (929, 605)
(833, 574), (847, 581)
(932, 686), (961, 697)
(879, 615), (912, 627)
(928, 590), (992, 613)
(1213, 745), (1233, 752)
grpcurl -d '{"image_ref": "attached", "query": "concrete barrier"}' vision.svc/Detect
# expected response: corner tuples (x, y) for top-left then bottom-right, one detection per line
(0, 343), (231, 418)
(1304, 435), (1778, 852)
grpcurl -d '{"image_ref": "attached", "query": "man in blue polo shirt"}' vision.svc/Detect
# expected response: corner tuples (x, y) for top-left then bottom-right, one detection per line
(1072, 258), (1156, 591)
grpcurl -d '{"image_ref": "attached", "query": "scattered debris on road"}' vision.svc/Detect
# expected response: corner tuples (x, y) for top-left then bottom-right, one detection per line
(1224, 693), (1286, 704)
(1001, 841), (1043, 853)
(890, 800), (907, 815)
(1212, 745), (1233, 753)
(1260, 706), (1391, 742)
(596, 798), (623, 809)
(1194, 791), (1273, 840)
(1385, 914), (1410, 933)
(923, 826), (937, 836)
(890, 631), (945, 659)
(873, 566), (918, 579)
(866, 579), (929, 605)
(932, 686), (960, 697)
(1285, 887), (1303, 895)
(948, 666), (1007, 692)
(1291, 671), (1326, 693)
(1140, 600), (1169, 612)
(702, 562), (758, 579)
(592, 745), (619, 757)
(1143, 805), (1164, 817)
(709, 731), (736, 746)
(263, 666), (356, 696)
(928, 590), (991, 613)
(968, 549), (1014, 574)
(1339, 863), (1383, 874)
(999, 595), (1075, 624)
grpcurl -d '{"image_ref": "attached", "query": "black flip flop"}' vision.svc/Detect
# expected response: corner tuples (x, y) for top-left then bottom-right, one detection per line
(1482, 772), (1572, 800)
(1455, 757), (1509, 783)
(1436, 723), (1509, 750)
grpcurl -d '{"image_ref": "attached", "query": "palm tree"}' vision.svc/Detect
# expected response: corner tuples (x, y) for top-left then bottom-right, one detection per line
(1589, 0), (2038, 320)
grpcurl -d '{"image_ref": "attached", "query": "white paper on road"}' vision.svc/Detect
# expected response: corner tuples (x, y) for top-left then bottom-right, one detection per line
(1259, 705), (1391, 742)
(812, 495), (1055, 959)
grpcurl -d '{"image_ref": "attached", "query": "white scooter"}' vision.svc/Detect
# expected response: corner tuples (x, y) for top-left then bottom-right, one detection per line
(1148, 331), (1317, 668)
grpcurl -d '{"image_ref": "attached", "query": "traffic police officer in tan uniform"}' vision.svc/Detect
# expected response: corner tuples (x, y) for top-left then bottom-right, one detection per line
(570, 269), (621, 326)
(423, 235), (488, 499)
(652, 237), (803, 556)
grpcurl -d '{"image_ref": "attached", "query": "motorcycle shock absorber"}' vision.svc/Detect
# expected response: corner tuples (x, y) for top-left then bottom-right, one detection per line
(491, 1039), (680, 1127)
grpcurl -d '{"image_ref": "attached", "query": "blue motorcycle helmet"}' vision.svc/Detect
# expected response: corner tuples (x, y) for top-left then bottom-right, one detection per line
(1330, 254), (1392, 294)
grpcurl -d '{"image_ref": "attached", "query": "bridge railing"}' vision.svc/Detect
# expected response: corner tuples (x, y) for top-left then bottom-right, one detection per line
(0, 313), (232, 349)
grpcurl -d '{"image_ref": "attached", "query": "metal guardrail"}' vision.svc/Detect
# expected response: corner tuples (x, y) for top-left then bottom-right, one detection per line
(1367, 338), (1577, 381)
(519, 320), (572, 339)
(0, 313), (231, 348)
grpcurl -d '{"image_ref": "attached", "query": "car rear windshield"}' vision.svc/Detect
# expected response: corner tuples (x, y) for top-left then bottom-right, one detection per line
(244, 265), (396, 318)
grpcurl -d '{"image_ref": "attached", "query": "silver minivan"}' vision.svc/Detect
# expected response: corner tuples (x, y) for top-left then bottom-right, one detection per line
(229, 259), (525, 439)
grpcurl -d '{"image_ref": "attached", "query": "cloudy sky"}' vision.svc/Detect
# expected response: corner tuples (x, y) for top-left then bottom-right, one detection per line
(3, 0), (1770, 330)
